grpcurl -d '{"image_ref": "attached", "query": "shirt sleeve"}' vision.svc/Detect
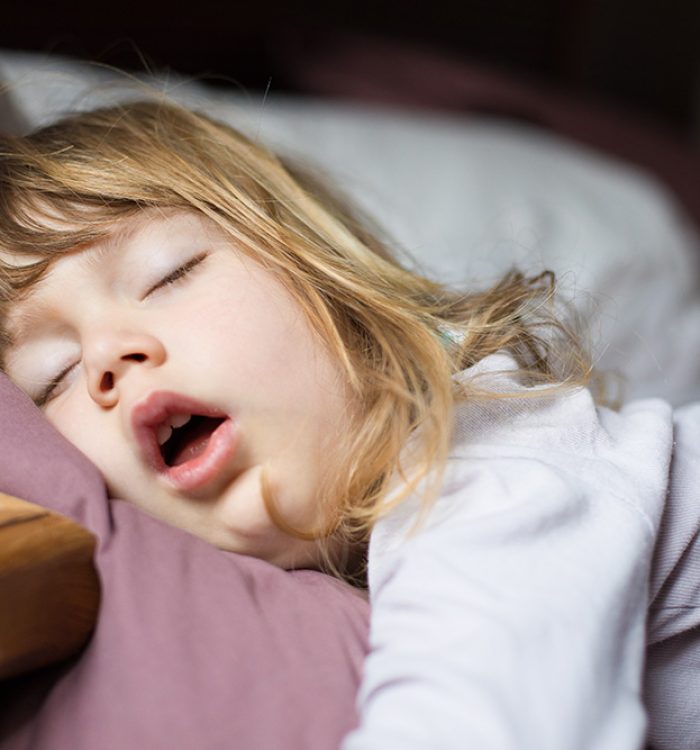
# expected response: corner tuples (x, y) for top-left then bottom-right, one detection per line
(343, 390), (669, 750)
(644, 403), (700, 750)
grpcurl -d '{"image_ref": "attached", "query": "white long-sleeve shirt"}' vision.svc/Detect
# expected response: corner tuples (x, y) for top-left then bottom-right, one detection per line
(343, 354), (700, 750)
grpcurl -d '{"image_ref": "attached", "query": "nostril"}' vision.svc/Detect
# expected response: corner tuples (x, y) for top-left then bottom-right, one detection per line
(124, 353), (147, 362)
(100, 372), (114, 392)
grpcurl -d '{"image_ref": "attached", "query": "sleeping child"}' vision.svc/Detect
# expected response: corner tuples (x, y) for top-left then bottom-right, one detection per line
(0, 100), (698, 749)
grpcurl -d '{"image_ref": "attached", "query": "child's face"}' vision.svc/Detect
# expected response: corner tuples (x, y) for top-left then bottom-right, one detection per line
(4, 210), (353, 568)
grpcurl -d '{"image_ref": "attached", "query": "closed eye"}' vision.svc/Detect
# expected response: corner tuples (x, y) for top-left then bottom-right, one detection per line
(144, 252), (208, 297)
(35, 361), (78, 407)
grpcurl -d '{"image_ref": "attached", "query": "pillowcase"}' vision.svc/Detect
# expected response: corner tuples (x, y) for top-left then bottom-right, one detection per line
(0, 373), (369, 750)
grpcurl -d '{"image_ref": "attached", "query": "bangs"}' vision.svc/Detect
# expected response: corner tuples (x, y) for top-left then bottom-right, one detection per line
(0, 193), (142, 295)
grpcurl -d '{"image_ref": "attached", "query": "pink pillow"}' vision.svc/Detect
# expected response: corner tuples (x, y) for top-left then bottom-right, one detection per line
(0, 373), (368, 749)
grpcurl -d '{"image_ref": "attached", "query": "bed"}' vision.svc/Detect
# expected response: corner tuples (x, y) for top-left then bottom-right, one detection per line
(1, 46), (699, 749)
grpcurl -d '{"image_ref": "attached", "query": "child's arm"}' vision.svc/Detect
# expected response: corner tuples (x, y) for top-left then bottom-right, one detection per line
(344, 385), (673, 749)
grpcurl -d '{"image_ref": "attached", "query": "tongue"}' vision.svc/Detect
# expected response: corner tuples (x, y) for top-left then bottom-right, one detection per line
(169, 418), (221, 467)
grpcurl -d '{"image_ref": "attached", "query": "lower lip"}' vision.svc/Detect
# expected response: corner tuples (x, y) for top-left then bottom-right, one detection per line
(161, 418), (240, 493)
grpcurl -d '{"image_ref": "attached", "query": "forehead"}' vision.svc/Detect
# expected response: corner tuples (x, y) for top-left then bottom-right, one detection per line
(3, 209), (219, 349)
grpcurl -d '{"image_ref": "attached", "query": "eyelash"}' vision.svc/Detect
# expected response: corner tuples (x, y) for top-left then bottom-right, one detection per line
(144, 252), (208, 297)
(34, 362), (76, 408)
(35, 253), (208, 407)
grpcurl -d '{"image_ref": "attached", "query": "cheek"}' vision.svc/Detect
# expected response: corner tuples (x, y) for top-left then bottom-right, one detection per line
(45, 397), (87, 447)
(49, 403), (139, 501)
(45, 397), (117, 477)
(180, 292), (320, 396)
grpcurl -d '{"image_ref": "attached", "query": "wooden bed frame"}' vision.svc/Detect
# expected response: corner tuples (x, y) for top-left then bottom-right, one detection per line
(0, 494), (100, 680)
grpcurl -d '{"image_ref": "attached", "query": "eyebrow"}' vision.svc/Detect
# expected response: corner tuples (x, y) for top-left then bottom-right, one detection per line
(82, 217), (146, 271)
(5, 297), (53, 351)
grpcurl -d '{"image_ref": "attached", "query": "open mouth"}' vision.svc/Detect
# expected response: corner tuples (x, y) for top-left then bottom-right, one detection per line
(132, 391), (240, 493)
(158, 414), (227, 467)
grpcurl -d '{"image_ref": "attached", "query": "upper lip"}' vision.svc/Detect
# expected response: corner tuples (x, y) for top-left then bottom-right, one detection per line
(131, 390), (229, 473)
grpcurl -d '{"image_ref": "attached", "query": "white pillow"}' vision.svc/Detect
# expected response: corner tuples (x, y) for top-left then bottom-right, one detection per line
(2, 50), (699, 405)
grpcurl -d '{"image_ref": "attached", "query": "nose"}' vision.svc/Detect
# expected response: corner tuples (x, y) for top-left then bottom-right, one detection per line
(84, 330), (166, 407)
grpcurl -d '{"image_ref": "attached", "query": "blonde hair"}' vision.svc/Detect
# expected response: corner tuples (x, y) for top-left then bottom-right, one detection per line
(0, 99), (593, 578)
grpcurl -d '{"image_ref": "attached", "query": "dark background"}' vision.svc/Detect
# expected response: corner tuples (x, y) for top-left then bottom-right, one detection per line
(1, 0), (699, 140)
